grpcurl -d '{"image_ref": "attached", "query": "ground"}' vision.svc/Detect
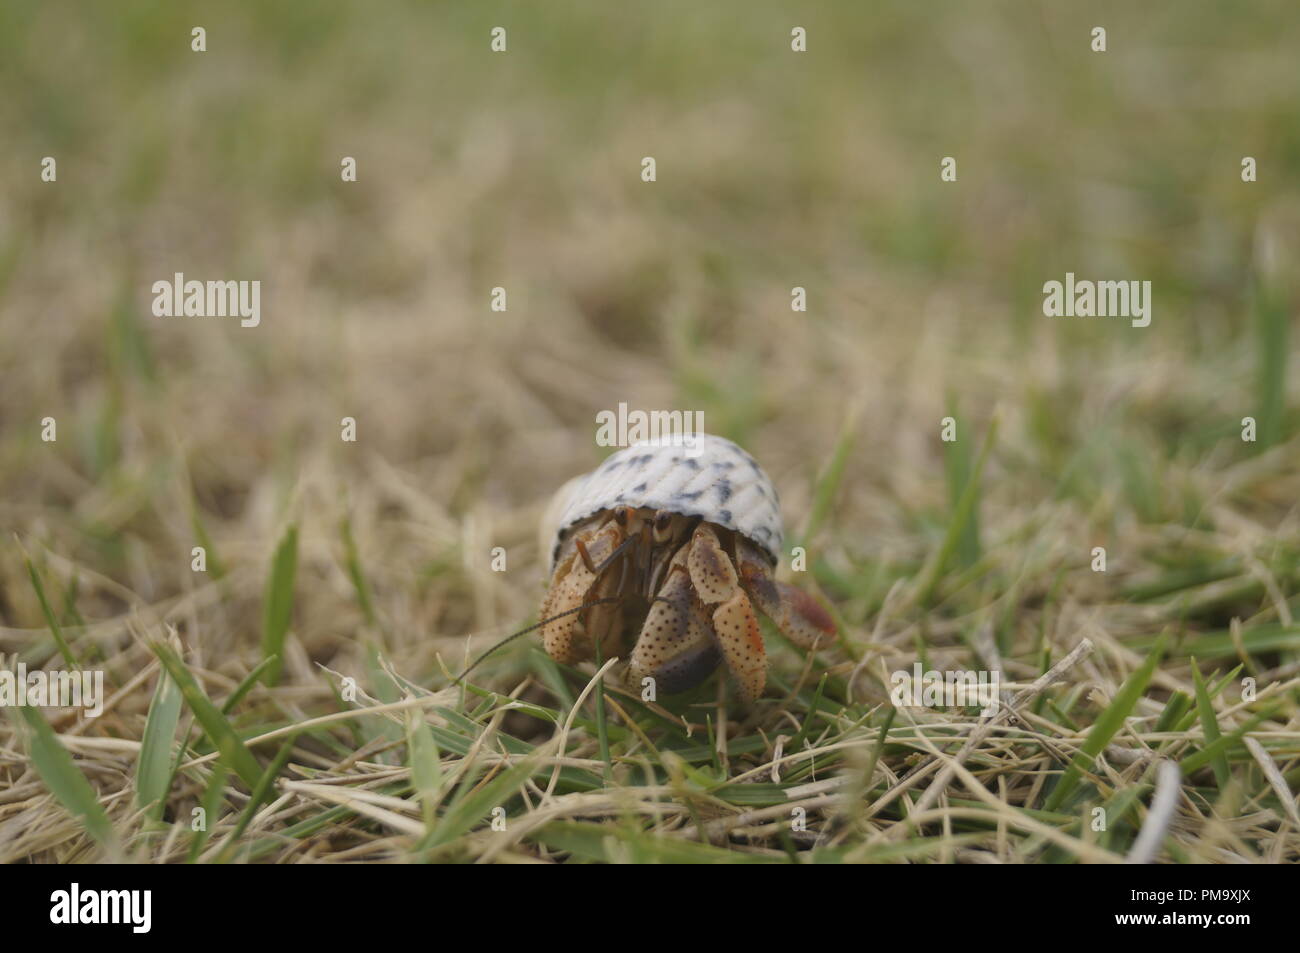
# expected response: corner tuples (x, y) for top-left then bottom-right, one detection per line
(1, 1), (1298, 863)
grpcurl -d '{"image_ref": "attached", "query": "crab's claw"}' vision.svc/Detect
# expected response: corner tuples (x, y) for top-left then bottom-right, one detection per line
(628, 524), (769, 702)
(736, 539), (836, 651)
(686, 525), (768, 702)
(539, 520), (625, 664)
(627, 555), (723, 696)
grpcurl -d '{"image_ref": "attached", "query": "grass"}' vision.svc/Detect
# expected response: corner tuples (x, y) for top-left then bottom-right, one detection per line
(135, 649), (182, 821)
(260, 522), (298, 686)
(1043, 636), (1164, 813)
(0, 0), (1298, 863)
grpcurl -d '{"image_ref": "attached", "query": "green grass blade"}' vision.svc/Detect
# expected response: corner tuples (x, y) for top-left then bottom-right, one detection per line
(261, 523), (299, 685)
(214, 735), (298, 862)
(532, 820), (785, 863)
(861, 706), (896, 795)
(220, 656), (279, 715)
(1174, 665), (1243, 733)
(1144, 621), (1300, 657)
(592, 637), (613, 782)
(917, 417), (998, 605)
(186, 764), (229, 863)
(1253, 271), (1288, 449)
(24, 556), (79, 668)
(943, 400), (981, 569)
(792, 673), (829, 750)
(1180, 704), (1279, 776)
(798, 408), (858, 547)
(136, 663), (183, 820)
(1189, 658), (1229, 790)
(152, 643), (263, 788)
(12, 705), (115, 849)
(407, 712), (443, 829)
(60, 570), (86, 630)
(421, 755), (539, 851)
(190, 506), (226, 581)
(340, 515), (377, 627)
(1045, 635), (1165, 812)
(1155, 690), (1192, 734)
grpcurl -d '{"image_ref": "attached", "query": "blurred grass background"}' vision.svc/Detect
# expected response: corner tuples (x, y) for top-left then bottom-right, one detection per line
(1, 1), (1299, 862)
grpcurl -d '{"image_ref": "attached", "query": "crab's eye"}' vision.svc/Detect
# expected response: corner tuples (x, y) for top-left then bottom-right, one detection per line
(612, 505), (631, 527)
(652, 510), (674, 541)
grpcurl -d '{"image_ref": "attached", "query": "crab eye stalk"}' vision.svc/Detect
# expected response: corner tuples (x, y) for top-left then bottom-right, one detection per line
(652, 510), (674, 542)
(612, 505), (631, 527)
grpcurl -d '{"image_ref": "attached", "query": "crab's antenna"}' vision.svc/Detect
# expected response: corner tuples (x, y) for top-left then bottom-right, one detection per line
(454, 598), (622, 684)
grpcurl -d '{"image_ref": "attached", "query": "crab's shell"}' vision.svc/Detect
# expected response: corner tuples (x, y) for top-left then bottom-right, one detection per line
(545, 434), (784, 570)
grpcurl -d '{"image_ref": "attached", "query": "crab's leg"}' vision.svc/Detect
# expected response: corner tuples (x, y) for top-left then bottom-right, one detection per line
(627, 549), (722, 696)
(583, 547), (628, 659)
(685, 525), (767, 702)
(539, 520), (625, 664)
(735, 538), (836, 650)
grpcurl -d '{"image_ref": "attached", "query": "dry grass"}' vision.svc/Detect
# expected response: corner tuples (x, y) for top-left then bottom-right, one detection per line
(1, 1), (1299, 863)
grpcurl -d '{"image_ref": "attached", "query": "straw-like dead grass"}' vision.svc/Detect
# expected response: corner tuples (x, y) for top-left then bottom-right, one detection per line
(1, 1), (1298, 863)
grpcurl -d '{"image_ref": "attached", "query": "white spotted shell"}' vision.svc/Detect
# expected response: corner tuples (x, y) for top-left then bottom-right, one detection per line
(545, 434), (783, 570)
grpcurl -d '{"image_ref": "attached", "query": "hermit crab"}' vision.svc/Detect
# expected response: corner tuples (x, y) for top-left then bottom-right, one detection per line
(534, 434), (835, 702)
